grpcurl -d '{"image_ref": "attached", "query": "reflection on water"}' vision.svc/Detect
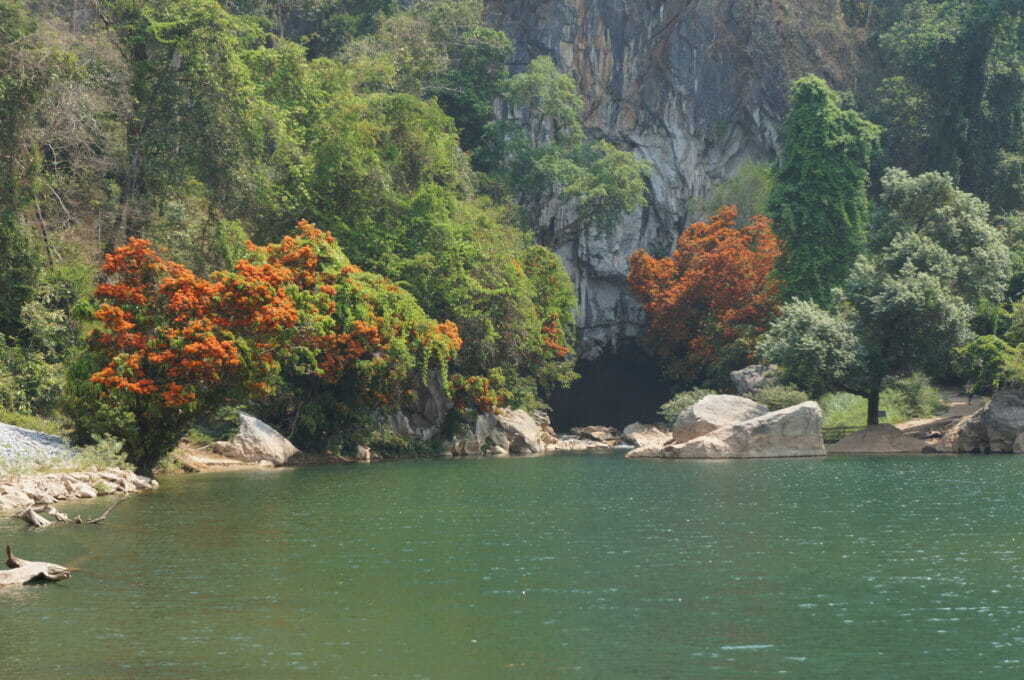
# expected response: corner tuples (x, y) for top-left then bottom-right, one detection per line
(2, 454), (1024, 678)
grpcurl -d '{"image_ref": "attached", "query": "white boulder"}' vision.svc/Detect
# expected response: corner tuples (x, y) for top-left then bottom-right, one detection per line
(672, 395), (769, 444)
(213, 413), (299, 465)
(631, 401), (826, 459)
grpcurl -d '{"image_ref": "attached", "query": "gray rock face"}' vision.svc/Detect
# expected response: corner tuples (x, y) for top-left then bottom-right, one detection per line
(938, 389), (1024, 453)
(672, 395), (768, 444)
(387, 370), (452, 440)
(213, 413), (298, 465)
(730, 365), (778, 396)
(488, 0), (854, 356)
(631, 401), (825, 459)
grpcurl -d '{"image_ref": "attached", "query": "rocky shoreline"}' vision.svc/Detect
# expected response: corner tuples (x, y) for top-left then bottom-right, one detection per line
(4, 386), (1021, 515)
(0, 468), (158, 514)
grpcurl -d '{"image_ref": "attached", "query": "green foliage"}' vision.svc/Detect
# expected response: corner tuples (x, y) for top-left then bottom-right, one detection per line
(0, 0), (61, 335)
(0, 408), (65, 436)
(764, 168), (1009, 425)
(704, 160), (773, 227)
(0, 335), (64, 416)
(882, 372), (944, 418)
(767, 75), (881, 303)
(484, 56), (650, 241)
(758, 299), (859, 397)
(657, 388), (713, 424)
(952, 335), (1024, 395)
(819, 387), (939, 429)
(748, 383), (809, 411)
(878, 1), (1024, 212)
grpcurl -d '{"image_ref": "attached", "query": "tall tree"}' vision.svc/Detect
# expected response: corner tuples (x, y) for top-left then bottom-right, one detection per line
(767, 75), (881, 303)
(0, 0), (59, 334)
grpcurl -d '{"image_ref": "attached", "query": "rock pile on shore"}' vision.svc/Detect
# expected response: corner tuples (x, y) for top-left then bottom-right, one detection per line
(0, 469), (157, 513)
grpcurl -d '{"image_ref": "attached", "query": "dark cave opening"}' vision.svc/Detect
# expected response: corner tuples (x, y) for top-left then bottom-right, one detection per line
(547, 341), (676, 431)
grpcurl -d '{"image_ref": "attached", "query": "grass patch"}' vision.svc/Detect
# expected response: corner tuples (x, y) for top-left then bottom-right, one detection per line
(821, 386), (947, 429)
(0, 408), (68, 436)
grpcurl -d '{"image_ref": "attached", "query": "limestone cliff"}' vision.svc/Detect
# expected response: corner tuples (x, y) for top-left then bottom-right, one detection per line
(487, 0), (855, 358)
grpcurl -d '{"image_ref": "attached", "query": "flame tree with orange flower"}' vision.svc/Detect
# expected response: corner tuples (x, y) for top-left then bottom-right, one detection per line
(627, 206), (782, 386)
(67, 221), (461, 474)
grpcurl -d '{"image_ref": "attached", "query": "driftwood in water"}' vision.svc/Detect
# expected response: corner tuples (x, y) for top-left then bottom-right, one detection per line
(0, 545), (70, 585)
(16, 496), (128, 528)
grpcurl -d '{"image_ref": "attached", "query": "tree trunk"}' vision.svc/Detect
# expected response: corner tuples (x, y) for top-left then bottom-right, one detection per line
(0, 546), (70, 586)
(867, 389), (881, 426)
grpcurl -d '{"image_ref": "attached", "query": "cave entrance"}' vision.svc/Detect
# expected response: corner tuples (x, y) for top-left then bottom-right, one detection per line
(547, 341), (675, 431)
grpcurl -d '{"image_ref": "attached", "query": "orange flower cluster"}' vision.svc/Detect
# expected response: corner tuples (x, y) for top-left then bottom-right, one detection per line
(627, 206), (781, 380)
(88, 239), (262, 409)
(541, 314), (571, 357)
(88, 220), (465, 416)
(450, 374), (507, 412)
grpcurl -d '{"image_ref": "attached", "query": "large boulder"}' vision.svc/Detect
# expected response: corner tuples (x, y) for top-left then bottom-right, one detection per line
(672, 395), (769, 444)
(729, 364), (779, 395)
(828, 424), (925, 454)
(213, 413), (299, 465)
(621, 423), (672, 449)
(451, 409), (546, 456)
(630, 401), (826, 459)
(937, 389), (1024, 453)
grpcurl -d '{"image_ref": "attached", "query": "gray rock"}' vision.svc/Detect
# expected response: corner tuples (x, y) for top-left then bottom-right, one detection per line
(452, 409), (546, 455)
(571, 425), (620, 444)
(938, 389), (1024, 453)
(621, 423), (672, 449)
(672, 395), (769, 444)
(729, 365), (779, 395)
(71, 482), (98, 499)
(213, 413), (299, 465)
(631, 401), (826, 459)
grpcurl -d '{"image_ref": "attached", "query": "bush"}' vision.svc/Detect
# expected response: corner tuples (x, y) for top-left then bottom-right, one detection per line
(658, 388), (713, 424)
(882, 373), (944, 419)
(820, 392), (869, 429)
(0, 335), (63, 416)
(748, 383), (809, 411)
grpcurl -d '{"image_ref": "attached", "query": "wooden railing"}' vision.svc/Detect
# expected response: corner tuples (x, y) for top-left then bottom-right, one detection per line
(822, 425), (861, 444)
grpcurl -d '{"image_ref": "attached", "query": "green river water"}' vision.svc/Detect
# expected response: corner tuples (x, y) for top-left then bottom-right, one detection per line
(3, 452), (1024, 678)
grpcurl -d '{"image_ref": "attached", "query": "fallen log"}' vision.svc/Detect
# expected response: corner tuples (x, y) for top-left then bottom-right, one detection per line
(16, 496), (128, 528)
(0, 545), (70, 585)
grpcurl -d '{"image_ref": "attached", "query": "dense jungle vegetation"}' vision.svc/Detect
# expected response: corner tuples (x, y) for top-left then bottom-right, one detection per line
(1, 0), (1022, 469)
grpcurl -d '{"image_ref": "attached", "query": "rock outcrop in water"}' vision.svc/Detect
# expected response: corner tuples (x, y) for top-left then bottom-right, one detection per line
(628, 400), (826, 459)
(488, 0), (855, 356)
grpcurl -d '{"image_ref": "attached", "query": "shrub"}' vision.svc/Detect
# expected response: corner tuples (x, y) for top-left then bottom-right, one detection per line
(657, 388), (713, 424)
(882, 373), (944, 419)
(748, 383), (809, 411)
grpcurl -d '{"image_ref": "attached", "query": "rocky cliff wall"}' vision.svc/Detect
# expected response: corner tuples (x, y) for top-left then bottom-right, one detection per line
(488, 0), (855, 358)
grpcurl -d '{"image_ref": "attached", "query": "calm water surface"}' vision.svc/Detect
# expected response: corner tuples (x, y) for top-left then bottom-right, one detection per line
(3, 453), (1024, 678)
